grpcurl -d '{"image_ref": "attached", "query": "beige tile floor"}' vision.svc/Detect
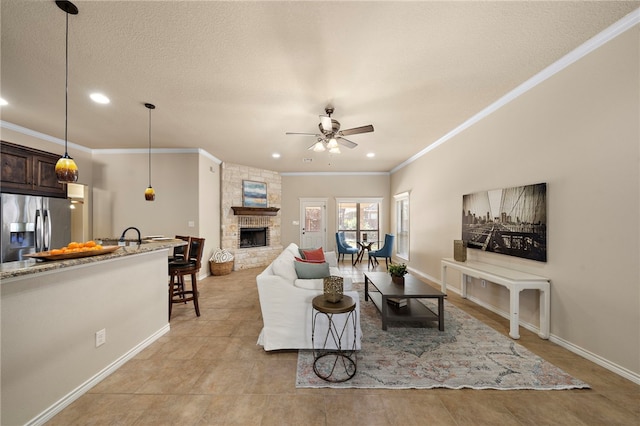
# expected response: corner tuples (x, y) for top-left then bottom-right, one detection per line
(47, 262), (639, 425)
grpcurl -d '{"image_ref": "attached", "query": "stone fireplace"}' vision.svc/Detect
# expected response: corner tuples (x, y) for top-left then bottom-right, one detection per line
(239, 227), (268, 248)
(221, 163), (282, 270)
(237, 215), (273, 248)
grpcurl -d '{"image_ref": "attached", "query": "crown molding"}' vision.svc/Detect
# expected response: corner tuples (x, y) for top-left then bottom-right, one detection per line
(1, 120), (92, 153)
(391, 8), (640, 174)
(280, 171), (390, 177)
(0, 121), (222, 164)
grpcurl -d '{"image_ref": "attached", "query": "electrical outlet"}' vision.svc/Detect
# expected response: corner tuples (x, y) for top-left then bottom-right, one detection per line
(95, 329), (106, 347)
(188, 221), (195, 227)
(481, 280), (486, 288)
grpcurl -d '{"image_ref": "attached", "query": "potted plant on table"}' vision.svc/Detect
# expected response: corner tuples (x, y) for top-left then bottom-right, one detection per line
(389, 263), (408, 285)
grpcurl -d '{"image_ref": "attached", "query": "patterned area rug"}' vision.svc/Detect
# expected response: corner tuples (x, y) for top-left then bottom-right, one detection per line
(296, 290), (589, 390)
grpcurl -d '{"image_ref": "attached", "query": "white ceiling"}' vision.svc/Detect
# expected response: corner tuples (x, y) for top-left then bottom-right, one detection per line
(2, 1), (638, 173)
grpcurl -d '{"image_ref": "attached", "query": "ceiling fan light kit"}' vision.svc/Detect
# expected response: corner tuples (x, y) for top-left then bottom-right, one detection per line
(312, 141), (326, 152)
(286, 107), (374, 155)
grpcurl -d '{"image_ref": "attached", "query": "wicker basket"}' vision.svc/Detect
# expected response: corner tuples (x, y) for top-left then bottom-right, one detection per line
(210, 260), (233, 276)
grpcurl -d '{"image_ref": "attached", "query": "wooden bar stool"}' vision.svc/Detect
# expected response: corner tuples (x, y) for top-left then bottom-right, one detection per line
(169, 235), (190, 262)
(168, 237), (205, 319)
(169, 235), (190, 296)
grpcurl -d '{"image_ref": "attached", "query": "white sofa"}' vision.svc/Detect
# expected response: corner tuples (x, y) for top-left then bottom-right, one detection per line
(256, 243), (362, 351)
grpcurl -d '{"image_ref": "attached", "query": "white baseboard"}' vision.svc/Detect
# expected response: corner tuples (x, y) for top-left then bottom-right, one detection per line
(26, 324), (171, 426)
(408, 267), (640, 386)
(547, 334), (640, 385)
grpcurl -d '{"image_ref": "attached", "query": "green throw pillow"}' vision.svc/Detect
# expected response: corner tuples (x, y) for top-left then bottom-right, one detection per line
(294, 261), (330, 279)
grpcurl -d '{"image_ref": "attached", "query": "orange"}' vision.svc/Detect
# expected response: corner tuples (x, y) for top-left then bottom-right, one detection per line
(67, 242), (80, 249)
(50, 249), (63, 255)
(84, 240), (97, 248)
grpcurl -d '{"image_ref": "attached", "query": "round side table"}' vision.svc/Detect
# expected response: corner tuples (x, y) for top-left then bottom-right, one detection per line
(311, 294), (357, 382)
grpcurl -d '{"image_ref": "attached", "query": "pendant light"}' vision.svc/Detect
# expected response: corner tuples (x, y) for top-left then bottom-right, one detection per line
(144, 103), (156, 201)
(55, 1), (79, 184)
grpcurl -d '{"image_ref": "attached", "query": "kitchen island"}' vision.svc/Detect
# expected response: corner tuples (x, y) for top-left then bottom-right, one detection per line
(0, 238), (185, 280)
(1, 238), (187, 426)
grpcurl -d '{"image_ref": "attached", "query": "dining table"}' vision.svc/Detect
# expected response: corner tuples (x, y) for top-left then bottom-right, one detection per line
(354, 240), (375, 264)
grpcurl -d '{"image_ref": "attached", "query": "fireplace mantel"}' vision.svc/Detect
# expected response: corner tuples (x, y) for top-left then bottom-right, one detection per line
(231, 206), (280, 216)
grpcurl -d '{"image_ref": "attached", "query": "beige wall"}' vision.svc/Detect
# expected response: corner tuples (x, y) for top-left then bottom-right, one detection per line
(92, 150), (221, 275)
(390, 26), (639, 378)
(281, 173), (391, 250)
(92, 151), (199, 238)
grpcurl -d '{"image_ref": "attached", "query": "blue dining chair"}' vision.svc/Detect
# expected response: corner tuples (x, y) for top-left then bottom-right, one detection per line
(369, 234), (395, 269)
(336, 232), (358, 264)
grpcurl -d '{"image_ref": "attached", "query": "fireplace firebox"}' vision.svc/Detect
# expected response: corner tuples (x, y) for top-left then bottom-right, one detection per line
(239, 227), (268, 248)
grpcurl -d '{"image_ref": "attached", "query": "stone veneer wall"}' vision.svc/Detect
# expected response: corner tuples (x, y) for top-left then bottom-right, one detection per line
(221, 163), (282, 270)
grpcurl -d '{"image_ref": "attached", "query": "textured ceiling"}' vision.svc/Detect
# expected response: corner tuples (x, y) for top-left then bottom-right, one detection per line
(1, 1), (638, 173)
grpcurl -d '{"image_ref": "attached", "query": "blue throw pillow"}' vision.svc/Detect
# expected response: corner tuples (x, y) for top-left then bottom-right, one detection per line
(294, 261), (330, 279)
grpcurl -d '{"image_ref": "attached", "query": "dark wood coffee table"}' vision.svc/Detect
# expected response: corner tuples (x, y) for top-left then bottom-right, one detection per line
(364, 272), (445, 331)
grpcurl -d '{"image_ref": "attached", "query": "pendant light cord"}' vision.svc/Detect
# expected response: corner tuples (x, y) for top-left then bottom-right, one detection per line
(64, 12), (69, 156)
(148, 107), (152, 187)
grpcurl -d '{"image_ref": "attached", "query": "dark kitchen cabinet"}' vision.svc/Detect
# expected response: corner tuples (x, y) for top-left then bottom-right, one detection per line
(1, 141), (68, 198)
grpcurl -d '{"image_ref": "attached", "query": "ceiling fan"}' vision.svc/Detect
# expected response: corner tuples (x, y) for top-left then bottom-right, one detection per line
(286, 107), (374, 154)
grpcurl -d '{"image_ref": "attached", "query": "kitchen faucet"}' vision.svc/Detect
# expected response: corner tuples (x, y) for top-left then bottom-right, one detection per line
(119, 227), (142, 245)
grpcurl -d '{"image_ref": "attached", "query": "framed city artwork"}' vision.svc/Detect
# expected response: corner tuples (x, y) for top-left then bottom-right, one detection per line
(462, 182), (547, 262)
(242, 180), (268, 208)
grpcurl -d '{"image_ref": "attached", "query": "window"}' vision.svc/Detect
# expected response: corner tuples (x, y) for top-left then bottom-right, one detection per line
(337, 198), (381, 249)
(395, 192), (410, 260)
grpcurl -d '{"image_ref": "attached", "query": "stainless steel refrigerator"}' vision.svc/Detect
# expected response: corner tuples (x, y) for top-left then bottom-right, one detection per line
(1, 193), (71, 262)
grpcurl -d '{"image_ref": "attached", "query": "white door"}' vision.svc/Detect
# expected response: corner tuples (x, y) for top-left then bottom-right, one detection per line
(300, 199), (327, 250)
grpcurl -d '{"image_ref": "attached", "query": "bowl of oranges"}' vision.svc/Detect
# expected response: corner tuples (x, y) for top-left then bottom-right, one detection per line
(24, 241), (121, 261)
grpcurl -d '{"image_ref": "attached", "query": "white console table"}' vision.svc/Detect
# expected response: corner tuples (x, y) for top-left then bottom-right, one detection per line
(441, 258), (550, 340)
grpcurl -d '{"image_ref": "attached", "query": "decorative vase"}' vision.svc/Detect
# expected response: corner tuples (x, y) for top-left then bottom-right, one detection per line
(323, 275), (344, 303)
(391, 275), (405, 285)
(454, 239), (467, 262)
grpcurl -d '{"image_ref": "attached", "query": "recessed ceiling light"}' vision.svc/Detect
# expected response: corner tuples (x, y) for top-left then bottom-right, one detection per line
(367, 153), (375, 158)
(90, 93), (110, 104)
(0, 98), (8, 106)
(272, 153), (281, 159)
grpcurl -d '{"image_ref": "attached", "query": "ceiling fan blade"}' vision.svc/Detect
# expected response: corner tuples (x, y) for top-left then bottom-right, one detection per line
(320, 115), (332, 132)
(338, 124), (374, 136)
(337, 136), (358, 149)
(286, 132), (319, 137)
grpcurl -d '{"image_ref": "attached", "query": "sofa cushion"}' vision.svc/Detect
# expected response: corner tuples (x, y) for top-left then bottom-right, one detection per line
(295, 256), (325, 264)
(297, 247), (313, 258)
(293, 270), (352, 291)
(301, 247), (325, 261)
(294, 260), (330, 279)
(271, 250), (297, 282)
(285, 243), (301, 257)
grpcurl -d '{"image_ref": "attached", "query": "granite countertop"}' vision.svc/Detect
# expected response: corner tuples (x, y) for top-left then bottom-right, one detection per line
(0, 238), (187, 280)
